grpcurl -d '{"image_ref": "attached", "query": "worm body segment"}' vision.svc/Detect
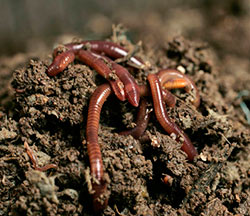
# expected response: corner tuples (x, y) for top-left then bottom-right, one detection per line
(47, 50), (75, 76)
(119, 98), (150, 139)
(138, 84), (176, 108)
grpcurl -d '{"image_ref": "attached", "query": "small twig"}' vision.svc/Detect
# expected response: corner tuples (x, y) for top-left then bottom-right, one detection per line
(236, 90), (250, 124)
(24, 141), (57, 172)
(114, 204), (126, 216)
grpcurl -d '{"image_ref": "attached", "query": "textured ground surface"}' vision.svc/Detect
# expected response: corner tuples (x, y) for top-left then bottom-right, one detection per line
(0, 1), (250, 216)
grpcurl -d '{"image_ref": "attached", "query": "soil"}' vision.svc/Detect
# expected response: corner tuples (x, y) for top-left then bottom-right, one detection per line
(1, 5), (250, 216)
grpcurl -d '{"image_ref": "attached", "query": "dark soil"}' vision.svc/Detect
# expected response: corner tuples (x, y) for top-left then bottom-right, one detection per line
(1, 1), (250, 213)
(0, 27), (249, 216)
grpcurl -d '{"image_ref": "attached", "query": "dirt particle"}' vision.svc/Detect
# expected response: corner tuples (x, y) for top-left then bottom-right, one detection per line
(0, 127), (17, 140)
(26, 170), (59, 204)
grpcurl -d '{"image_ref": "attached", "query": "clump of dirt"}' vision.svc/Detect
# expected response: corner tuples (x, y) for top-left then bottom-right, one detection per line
(0, 28), (249, 216)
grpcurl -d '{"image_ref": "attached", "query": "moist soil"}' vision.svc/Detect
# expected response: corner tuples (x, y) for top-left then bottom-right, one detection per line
(0, 27), (249, 215)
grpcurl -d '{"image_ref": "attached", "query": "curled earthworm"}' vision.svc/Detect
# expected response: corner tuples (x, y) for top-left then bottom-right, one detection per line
(47, 48), (143, 106)
(119, 98), (150, 139)
(24, 142), (57, 171)
(86, 83), (111, 210)
(47, 40), (145, 106)
(53, 40), (145, 69)
(48, 42), (143, 106)
(157, 69), (200, 108)
(147, 74), (198, 161)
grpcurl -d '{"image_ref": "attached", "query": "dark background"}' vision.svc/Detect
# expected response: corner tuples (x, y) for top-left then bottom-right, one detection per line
(1, 0), (250, 60)
(0, 1), (249, 215)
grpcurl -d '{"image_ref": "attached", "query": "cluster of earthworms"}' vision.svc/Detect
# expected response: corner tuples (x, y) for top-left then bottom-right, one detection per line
(27, 40), (200, 212)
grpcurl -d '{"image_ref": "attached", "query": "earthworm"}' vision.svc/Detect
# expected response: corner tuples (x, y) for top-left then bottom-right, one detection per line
(157, 69), (200, 107)
(86, 83), (111, 210)
(77, 49), (125, 102)
(92, 52), (140, 107)
(138, 84), (176, 108)
(119, 98), (150, 139)
(24, 142), (57, 171)
(147, 74), (198, 161)
(54, 40), (145, 68)
(47, 50), (75, 76)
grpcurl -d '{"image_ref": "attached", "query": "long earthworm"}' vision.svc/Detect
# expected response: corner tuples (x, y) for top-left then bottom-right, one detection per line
(53, 40), (145, 69)
(147, 74), (198, 161)
(157, 69), (200, 107)
(85, 83), (111, 211)
(119, 98), (150, 139)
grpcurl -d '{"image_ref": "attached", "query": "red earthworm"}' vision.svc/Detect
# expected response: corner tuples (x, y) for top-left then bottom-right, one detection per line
(138, 84), (176, 108)
(119, 98), (150, 139)
(47, 50), (75, 76)
(53, 40), (145, 69)
(92, 52), (140, 107)
(157, 69), (200, 107)
(86, 83), (111, 210)
(24, 142), (57, 171)
(147, 74), (198, 161)
(77, 49), (125, 102)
